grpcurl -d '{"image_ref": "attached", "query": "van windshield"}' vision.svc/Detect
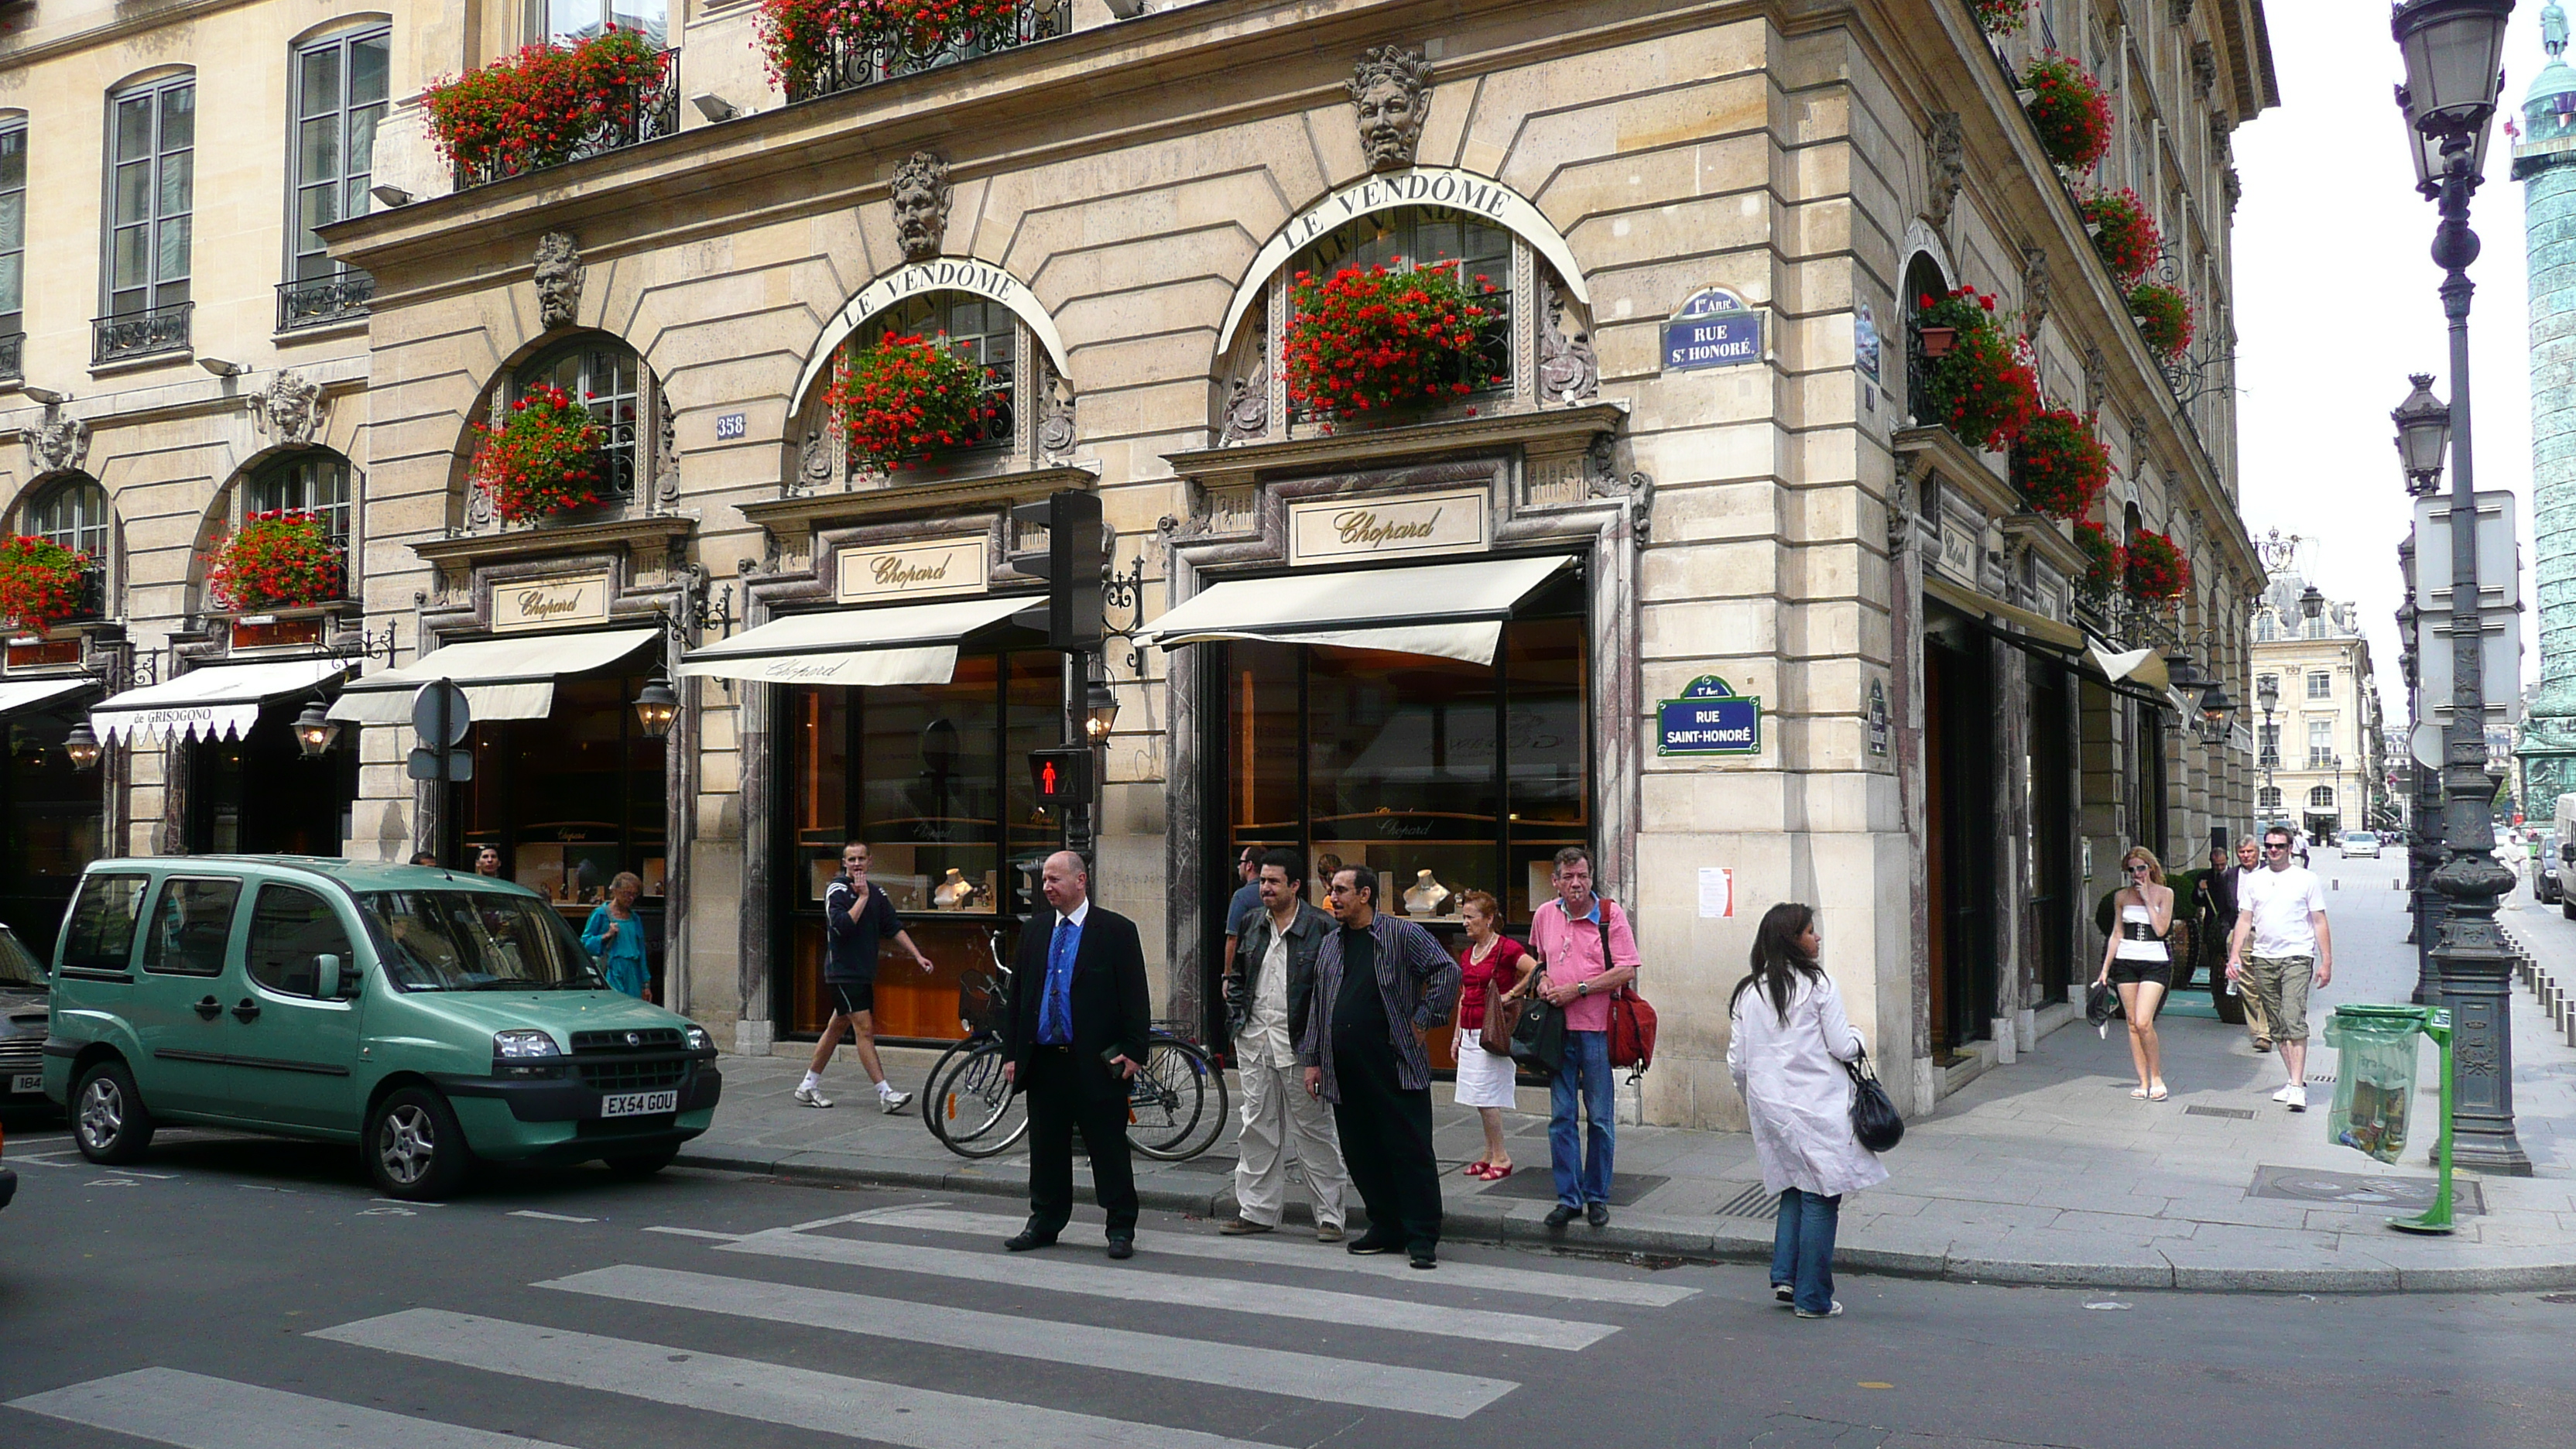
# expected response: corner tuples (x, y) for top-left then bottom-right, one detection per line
(355, 890), (605, 992)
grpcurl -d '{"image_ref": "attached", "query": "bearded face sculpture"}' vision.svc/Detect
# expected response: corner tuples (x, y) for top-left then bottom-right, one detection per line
(891, 152), (951, 263)
(1349, 46), (1434, 172)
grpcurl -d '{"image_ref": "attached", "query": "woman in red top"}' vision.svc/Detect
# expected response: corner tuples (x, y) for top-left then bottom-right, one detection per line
(1451, 889), (1534, 1180)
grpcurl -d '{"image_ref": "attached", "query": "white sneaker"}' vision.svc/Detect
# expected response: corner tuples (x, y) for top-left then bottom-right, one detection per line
(1793, 1301), (1844, 1319)
(2271, 1082), (2298, 1104)
(879, 1088), (913, 1113)
(793, 1085), (834, 1108)
(2283, 1084), (2308, 1113)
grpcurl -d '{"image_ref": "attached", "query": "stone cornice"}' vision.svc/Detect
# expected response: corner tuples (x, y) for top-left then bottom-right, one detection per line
(737, 464), (1097, 536)
(1892, 424), (2013, 519)
(1165, 403), (1628, 492)
(411, 513), (697, 570)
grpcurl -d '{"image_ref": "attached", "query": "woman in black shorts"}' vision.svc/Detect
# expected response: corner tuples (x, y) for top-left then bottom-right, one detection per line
(2093, 846), (2175, 1101)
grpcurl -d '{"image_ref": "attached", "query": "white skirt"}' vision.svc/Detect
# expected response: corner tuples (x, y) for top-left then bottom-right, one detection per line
(1453, 1027), (1519, 1108)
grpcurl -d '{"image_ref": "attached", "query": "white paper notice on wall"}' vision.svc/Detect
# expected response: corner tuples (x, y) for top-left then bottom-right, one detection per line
(1698, 867), (1735, 920)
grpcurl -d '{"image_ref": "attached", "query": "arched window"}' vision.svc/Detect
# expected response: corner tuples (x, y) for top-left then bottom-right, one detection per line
(1288, 207), (1515, 411)
(248, 450), (353, 543)
(1901, 251), (1950, 419)
(2308, 785), (2336, 809)
(2258, 786), (2283, 813)
(26, 476), (109, 558)
(512, 337), (651, 502)
(857, 292), (1016, 450)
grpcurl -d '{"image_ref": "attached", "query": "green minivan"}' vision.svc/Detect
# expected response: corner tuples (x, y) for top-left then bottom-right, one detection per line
(39, 856), (721, 1200)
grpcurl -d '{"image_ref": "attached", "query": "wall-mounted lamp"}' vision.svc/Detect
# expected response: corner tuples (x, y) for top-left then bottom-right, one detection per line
(197, 358), (245, 379)
(631, 675), (680, 738)
(368, 183), (413, 208)
(690, 92), (737, 122)
(62, 721), (101, 772)
(21, 385), (67, 406)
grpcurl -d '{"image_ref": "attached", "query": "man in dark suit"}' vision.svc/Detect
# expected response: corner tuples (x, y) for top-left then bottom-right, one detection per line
(1002, 849), (1152, 1259)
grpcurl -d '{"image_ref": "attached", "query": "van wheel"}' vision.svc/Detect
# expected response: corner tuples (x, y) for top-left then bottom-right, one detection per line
(72, 1060), (153, 1165)
(367, 1086), (471, 1201)
(601, 1145), (680, 1179)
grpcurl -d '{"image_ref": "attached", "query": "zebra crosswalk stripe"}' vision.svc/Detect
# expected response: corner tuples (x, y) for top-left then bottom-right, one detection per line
(539, 1262), (1520, 1419)
(7, 1366), (580, 1449)
(840, 1204), (1699, 1307)
(718, 1229), (1619, 1350)
(314, 1307), (1292, 1449)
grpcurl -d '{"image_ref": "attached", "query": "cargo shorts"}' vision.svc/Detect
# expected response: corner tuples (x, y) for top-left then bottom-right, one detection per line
(2243, 954), (2314, 1043)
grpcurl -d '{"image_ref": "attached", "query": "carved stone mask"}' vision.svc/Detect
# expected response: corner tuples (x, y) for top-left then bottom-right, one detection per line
(533, 231), (583, 331)
(891, 152), (951, 263)
(1348, 46), (1433, 172)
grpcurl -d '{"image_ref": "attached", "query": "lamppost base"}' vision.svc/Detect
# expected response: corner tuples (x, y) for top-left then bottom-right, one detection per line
(2448, 1137), (2534, 1177)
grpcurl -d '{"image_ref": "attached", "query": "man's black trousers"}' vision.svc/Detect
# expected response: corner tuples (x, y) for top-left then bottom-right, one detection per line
(1023, 1045), (1139, 1237)
(1329, 1035), (1443, 1249)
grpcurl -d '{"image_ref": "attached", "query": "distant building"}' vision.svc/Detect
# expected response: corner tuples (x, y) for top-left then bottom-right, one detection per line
(2251, 573), (2388, 840)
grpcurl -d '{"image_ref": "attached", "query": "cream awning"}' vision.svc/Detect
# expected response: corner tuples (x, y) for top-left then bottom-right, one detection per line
(94, 659), (348, 743)
(1923, 574), (2086, 650)
(327, 628), (660, 725)
(1141, 556), (1572, 666)
(0, 677), (95, 720)
(677, 596), (1036, 687)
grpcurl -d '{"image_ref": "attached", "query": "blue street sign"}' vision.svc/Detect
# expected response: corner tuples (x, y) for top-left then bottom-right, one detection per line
(1661, 287), (1764, 372)
(1657, 675), (1762, 755)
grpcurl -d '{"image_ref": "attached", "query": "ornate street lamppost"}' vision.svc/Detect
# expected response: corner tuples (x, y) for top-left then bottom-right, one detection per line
(2256, 670), (2281, 827)
(2394, 433), (2448, 988)
(2393, 0), (2530, 1172)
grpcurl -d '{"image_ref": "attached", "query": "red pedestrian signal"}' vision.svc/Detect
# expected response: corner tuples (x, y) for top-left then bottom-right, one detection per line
(1029, 747), (1091, 804)
(1042, 760), (1058, 793)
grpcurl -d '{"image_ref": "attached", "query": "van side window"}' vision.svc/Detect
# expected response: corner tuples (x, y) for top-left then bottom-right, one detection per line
(247, 885), (356, 999)
(139, 878), (243, 977)
(61, 873), (149, 974)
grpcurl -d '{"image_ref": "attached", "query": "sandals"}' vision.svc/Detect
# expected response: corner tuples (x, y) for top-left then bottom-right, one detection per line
(1462, 1161), (1492, 1177)
(1464, 1163), (1515, 1180)
(2149, 1081), (2170, 1101)
(2129, 1086), (2150, 1099)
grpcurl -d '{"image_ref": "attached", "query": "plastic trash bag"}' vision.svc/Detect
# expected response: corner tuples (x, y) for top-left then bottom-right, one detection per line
(2323, 1008), (2424, 1165)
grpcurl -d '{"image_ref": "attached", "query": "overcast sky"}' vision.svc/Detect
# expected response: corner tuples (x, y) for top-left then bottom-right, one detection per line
(2233, 0), (2550, 723)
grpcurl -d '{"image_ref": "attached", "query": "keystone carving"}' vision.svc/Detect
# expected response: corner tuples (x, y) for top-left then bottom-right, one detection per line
(1536, 281), (1599, 404)
(1926, 112), (1966, 231)
(891, 151), (951, 263)
(1350, 45), (1434, 172)
(22, 415), (89, 478)
(2167, 0), (2194, 24)
(2082, 344), (2108, 417)
(249, 371), (327, 447)
(2020, 245), (2052, 339)
(533, 231), (584, 331)
(2210, 112), (2234, 152)
(2191, 40), (2217, 99)
(2222, 166), (2242, 214)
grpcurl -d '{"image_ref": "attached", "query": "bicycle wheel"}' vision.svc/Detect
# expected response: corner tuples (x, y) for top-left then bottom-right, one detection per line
(923, 1036), (1029, 1159)
(1128, 1037), (1225, 1161)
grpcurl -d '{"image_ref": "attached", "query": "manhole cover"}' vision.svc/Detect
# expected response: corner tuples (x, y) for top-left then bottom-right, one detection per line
(1714, 1183), (1781, 1220)
(2186, 1105), (2257, 1120)
(2247, 1164), (2485, 1215)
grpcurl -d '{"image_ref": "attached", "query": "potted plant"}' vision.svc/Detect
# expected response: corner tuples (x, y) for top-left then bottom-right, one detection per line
(756, 0), (1026, 93)
(2125, 528), (2191, 602)
(2127, 281), (2194, 361)
(1283, 259), (1501, 430)
(826, 331), (1000, 472)
(1972, 0), (2029, 36)
(468, 383), (606, 524)
(1913, 286), (2040, 451)
(2074, 520), (2123, 606)
(2079, 188), (2162, 285)
(2021, 53), (2114, 173)
(2009, 407), (2112, 521)
(208, 511), (344, 612)
(0, 533), (94, 634)
(424, 29), (669, 179)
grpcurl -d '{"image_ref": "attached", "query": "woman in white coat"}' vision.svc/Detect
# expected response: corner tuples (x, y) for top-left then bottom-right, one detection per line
(1727, 902), (1886, 1318)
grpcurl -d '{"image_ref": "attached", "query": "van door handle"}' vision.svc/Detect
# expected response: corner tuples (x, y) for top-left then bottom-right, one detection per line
(231, 999), (262, 1023)
(194, 995), (221, 1021)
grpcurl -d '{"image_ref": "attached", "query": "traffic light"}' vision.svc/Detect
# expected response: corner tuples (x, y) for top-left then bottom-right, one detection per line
(1028, 746), (1093, 808)
(1006, 489), (1105, 649)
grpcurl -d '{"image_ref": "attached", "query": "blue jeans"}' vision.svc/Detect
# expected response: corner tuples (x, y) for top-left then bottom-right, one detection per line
(1770, 1189), (1841, 1314)
(1549, 1029), (1615, 1208)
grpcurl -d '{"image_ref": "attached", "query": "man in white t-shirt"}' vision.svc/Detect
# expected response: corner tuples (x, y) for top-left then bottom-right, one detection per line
(2226, 825), (2334, 1112)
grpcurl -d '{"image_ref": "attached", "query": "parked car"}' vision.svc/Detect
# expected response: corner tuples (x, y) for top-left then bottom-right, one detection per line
(41, 857), (721, 1200)
(2339, 831), (2381, 859)
(0, 923), (48, 1108)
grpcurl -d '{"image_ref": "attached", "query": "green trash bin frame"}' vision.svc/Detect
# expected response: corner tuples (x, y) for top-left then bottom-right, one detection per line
(2325, 1003), (2457, 1235)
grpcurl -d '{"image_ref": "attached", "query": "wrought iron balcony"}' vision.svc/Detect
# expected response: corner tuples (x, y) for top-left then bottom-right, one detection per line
(91, 303), (192, 365)
(783, 4), (1071, 103)
(2307, 750), (2338, 771)
(454, 49), (682, 190)
(276, 272), (374, 332)
(0, 331), (20, 381)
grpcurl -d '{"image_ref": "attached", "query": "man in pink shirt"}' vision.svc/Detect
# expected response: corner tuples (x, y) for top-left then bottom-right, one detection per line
(1526, 846), (1641, 1228)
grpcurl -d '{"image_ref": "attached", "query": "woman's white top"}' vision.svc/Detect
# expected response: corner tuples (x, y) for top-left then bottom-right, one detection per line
(1727, 970), (1889, 1199)
(2115, 901), (2170, 961)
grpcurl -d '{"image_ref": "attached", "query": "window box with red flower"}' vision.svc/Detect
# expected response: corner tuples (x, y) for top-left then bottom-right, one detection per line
(2073, 520), (2123, 608)
(2079, 189), (2162, 285)
(1972, 0), (2029, 37)
(0, 534), (97, 635)
(2019, 53), (2113, 173)
(757, 0), (1072, 102)
(469, 383), (607, 526)
(208, 511), (345, 613)
(827, 332), (1002, 474)
(2126, 282), (2194, 362)
(1912, 286), (2039, 452)
(425, 29), (677, 188)
(2124, 528), (2190, 602)
(2009, 407), (2111, 521)
(1283, 259), (1502, 432)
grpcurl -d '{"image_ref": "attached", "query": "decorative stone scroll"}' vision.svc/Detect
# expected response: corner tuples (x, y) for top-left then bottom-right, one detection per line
(1537, 281), (1599, 405)
(1036, 357), (1078, 464)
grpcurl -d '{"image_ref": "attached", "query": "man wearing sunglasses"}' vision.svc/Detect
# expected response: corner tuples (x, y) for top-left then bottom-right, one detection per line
(2225, 826), (2334, 1111)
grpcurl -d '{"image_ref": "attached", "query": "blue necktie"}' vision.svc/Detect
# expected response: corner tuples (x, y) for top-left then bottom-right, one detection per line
(1041, 917), (1077, 1044)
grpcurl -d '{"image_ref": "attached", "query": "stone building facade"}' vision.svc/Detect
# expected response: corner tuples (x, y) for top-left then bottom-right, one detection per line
(2250, 574), (2388, 844)
(0, 0), (2275, 1130)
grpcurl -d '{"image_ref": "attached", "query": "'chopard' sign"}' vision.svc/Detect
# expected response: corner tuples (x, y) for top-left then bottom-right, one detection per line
(1288, 488), (1489, 566)
(835, 536), (988, 604)
(492, 573), (612, 632)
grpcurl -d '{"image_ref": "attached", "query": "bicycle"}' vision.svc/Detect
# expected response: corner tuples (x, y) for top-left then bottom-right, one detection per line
(919, 930), (1227, 1162)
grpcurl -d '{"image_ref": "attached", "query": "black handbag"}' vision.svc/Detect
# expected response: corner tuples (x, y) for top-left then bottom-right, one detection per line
(1844, 1047), (1903, 1153)
(1508, 976), (1566, 1074)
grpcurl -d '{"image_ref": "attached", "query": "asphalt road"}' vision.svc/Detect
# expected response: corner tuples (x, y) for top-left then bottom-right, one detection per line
(1, 1114), (2571, 1449)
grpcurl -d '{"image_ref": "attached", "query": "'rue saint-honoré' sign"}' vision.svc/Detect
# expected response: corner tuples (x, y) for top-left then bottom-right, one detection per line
(1657, 674), (1762, 756)
(492, 572), (613, 632)
(1660, 286), (1764, 372)
(835, 536), (989, 604)
(1287, 487), (1490, 566)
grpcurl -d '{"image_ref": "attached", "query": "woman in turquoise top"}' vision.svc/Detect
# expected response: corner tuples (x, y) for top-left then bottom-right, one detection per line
(582, 872), (653, 1001)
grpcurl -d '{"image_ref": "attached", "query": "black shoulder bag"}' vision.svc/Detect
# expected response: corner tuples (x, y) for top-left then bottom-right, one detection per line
(1844, 1046), (1903, 1153)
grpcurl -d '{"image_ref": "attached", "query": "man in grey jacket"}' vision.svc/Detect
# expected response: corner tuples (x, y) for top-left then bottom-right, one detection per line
(1218, 848), (1350, 1241)
(1301, 863), (1459, 1269)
